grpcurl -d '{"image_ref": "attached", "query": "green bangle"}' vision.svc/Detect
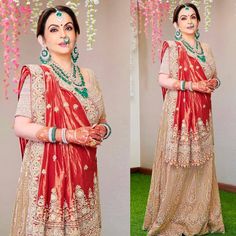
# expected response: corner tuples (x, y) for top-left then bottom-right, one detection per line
(181, 80), (186, 91)
(51, 127), (57, 143)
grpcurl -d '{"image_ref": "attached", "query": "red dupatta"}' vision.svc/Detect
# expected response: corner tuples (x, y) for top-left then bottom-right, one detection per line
(159, 41), (215, 167)
(18, 66), (30, 158)
(18, 65), (97, 209)
(161, 41), (211, 133)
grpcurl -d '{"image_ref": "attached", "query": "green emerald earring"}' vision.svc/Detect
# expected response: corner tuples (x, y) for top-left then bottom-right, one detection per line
(71, 45), (79, 64)
(40, 47), (51, 64)
(195, 29), (200, 40)
(175, 29), (182, 41)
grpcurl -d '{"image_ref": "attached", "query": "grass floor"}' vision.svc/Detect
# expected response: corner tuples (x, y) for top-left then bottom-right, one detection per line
(131, 173), (236, 236)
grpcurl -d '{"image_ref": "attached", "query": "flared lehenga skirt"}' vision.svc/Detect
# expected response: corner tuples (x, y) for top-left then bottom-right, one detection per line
(143, 92), (225, 236)
(10, 141), (101, 236)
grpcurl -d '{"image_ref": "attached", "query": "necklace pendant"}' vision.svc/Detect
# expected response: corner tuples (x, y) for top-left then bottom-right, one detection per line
(74, 87), (89, 98)
(181, 40), (206, 63)
(198, 55), (206, 63)
(49, 61), (89, 99)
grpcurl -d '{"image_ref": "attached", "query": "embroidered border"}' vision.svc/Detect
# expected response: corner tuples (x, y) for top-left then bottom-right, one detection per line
(163, 42), (215, 167)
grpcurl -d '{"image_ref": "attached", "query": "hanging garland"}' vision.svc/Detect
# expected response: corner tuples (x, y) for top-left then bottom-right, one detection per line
(130, 0), (214, 62)
(85, 0), (99, 50)
(0, 0), (11, 99)
(10, 2), (21, 91)
(30, 0), (43, 34)
(0, 0), (99, 98)
(66, 1), (80, 17)
(204, 0), (213, 31)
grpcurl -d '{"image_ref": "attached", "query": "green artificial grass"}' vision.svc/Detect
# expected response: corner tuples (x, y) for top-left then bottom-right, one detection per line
(131, 173), (236, 236)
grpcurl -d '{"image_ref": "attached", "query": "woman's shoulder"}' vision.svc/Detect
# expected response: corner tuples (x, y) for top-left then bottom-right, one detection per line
(21, 64), (44, 74)
(19, 64), (41, 76)
(22, 64), (42, 69)
(80, 67), (95, 80)
(162, 40), (178, 48)
(81, 67), (95, 76)
(200, 41), (208, 46)
(80, 67), (98, 88)
(200, 42), (211, 50)
(161, 40), (178, 58)
(199, 42), (214, 56)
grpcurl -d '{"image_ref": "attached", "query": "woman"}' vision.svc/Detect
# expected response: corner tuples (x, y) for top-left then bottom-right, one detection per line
(143, 3), (224, 236)
(10, 5), (111, 236)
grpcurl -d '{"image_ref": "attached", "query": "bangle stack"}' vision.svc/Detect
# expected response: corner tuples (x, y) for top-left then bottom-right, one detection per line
(48, 127), (57, 143)
(180, 80), (186, 91)
(189, 81), (193, 91)
(101, 123), (112, 139)
(61, 128), (68, 144)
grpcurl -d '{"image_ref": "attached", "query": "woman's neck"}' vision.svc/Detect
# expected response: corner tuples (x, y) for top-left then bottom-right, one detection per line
(181, 34), (195, 47)
(51, 54), (72, 73)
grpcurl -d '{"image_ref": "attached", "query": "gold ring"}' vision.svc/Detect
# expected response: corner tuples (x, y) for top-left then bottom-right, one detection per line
(90, 140), (96, 146)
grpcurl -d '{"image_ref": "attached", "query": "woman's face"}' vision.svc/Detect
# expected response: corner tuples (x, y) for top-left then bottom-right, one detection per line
(42, 11), (77, 58)
(177, 7), (199, 37)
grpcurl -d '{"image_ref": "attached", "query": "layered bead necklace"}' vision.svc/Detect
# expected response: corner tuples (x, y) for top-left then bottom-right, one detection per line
(181, 39), (206, 63)
(49, 61), (88, 98)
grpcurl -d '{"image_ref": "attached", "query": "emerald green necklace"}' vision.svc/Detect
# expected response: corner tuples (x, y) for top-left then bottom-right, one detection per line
(181, 39), (206, 63)
(49, 61), (88, 98)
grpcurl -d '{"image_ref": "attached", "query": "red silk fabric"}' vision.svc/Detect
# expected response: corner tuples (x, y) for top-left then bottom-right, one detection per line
(18, 66), (30, 158)
(18, 65), (97, 208)
(160, 41), (212, 133)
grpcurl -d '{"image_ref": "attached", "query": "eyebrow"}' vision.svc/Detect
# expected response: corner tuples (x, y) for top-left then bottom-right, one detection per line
(180, 13), (196, 18)
(48, 22), (73, 29)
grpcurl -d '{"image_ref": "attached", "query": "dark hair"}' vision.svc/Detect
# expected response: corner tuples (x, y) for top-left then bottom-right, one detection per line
(36, 5), (80, 38)
(173, 3), (201, 23)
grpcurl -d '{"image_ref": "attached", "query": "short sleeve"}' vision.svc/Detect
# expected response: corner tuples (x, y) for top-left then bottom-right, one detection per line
(159, 47), (170, 75)
(15, 77), (32, 119)
(94, 73), (107, 121)
(208, 46), (217, 78)
(96, 80), (106, 121)
(87, 69), (107, 122)
(201, 42), (217, 79)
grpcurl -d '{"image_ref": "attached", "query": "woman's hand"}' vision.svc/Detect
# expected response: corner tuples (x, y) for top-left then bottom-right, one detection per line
(66, 126), (103, 147)
(93, 124), (107, 138)
(208, 78), (218, 90)
(192, 80), (214, 93)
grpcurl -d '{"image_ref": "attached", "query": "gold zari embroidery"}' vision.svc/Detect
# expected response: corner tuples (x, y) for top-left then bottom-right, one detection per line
(10, 65), (102, 236)
(165, 117), (214, 167)
(143, 42), (224, 235)
(32, 176), (101, 236)
(162, 41), (215, 167)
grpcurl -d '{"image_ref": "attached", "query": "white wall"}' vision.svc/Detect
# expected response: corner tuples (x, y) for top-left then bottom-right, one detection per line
(139, 0), (236, 185)
(0, 1), (130, 235)
(130, 14), (141, 168)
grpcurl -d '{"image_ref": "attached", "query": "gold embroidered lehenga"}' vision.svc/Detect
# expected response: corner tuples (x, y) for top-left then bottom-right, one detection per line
(10, 64), (106, 236)
(143, 41), (225, 236)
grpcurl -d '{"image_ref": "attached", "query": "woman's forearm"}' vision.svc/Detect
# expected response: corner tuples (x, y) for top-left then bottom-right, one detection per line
(14, 116), (44, 141)
(158, 73), (192, 91)
(14, 117), (70, 143)
(14, 116), (104, 147)
(159, 74), (180, 90)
